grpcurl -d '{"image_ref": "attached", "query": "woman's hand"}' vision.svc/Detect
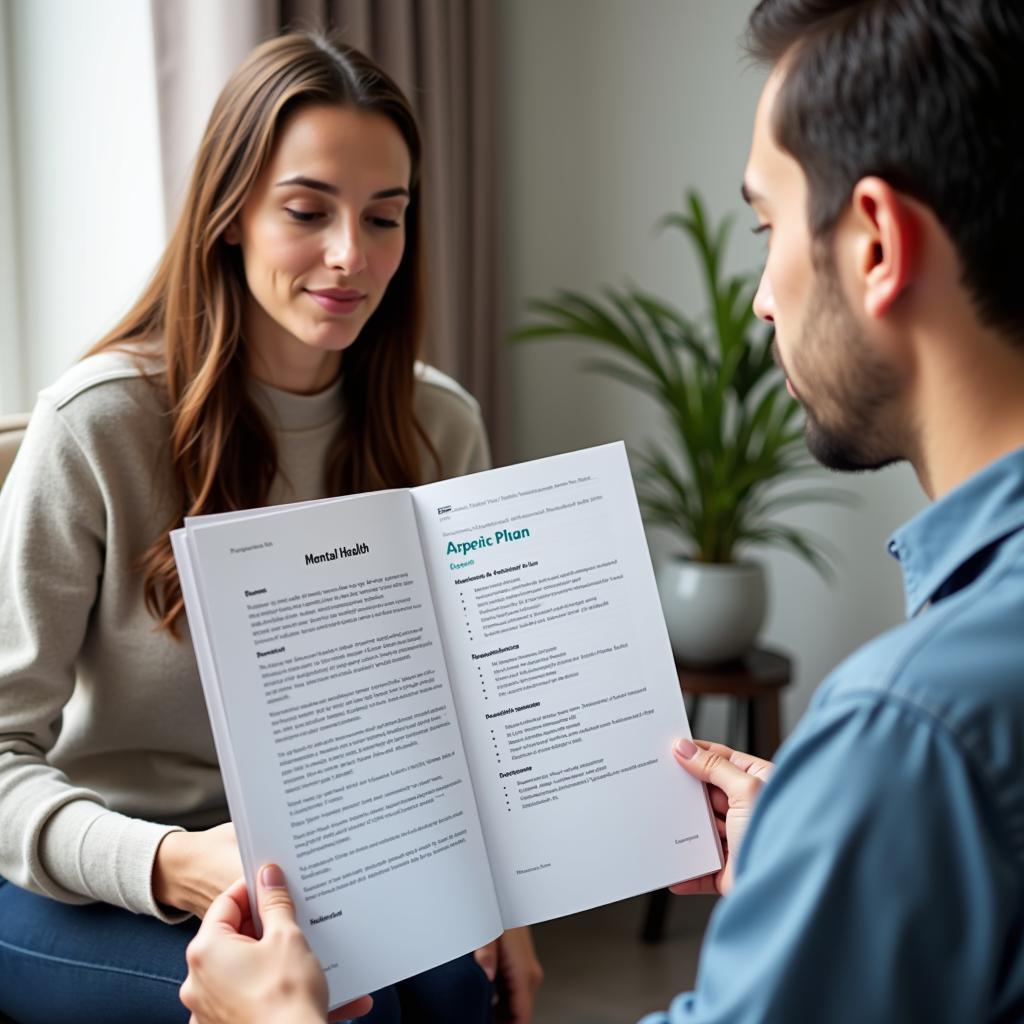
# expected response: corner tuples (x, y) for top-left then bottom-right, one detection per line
(180, 864), (372, 1024)
(671, 738), (773, 896)
(474, 927), (543, 1023)
(152, 822), (244, 917)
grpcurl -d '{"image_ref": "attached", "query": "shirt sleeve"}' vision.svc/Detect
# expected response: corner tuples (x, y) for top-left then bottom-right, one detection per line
(0, 395), (183, 920)
(639, 693), (1017, 1024)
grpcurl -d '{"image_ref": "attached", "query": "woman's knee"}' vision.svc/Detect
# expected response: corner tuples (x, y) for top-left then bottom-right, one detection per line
(0, 879), (196, 1024)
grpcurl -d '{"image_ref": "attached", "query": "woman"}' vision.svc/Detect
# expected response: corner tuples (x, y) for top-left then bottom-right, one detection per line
(0, 31), (540, 1024)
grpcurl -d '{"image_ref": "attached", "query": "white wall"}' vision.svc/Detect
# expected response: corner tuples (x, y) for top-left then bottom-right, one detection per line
(500, 0), (927, 734)
(0, 0), (24, 412)
(4, 0), (165, 410)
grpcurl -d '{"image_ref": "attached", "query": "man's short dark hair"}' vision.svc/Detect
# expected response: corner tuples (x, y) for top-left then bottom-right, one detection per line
(747, 0), (1024, 342)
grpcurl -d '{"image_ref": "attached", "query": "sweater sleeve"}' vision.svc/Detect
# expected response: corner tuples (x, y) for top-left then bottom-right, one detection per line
(457, 404), (491, 475)
(413, 363), (492, 479)
(0, 394), (184, 920)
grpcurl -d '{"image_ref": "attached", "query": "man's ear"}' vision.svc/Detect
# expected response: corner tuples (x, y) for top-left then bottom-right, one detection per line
(848, 176), (919, 319)
(223, 221), (241, 245)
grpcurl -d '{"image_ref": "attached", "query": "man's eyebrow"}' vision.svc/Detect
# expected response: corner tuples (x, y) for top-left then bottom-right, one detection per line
(274, 176), (410, 200)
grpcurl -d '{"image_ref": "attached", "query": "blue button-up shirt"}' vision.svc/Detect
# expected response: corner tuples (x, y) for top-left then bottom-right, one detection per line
(643, 448), (1024, 1023)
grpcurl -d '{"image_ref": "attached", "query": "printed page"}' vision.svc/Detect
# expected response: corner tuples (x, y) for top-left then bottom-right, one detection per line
(171, 530), (262, 897)
(181, 490), (501, 1006)
(411, 443), (720, 927)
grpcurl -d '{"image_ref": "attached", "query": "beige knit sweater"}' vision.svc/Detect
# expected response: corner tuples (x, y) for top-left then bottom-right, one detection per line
(0, 349), (489, 921)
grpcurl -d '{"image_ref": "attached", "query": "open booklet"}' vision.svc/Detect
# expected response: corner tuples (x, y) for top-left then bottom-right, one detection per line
(172, 442), (720, 1007)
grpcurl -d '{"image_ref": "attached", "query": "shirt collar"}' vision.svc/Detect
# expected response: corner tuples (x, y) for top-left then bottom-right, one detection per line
(887, 445), (1024, 618)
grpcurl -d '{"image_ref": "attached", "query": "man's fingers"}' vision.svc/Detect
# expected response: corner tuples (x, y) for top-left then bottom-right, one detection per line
(728, 748), (774, 781)
(222, 875), (250, 918)
(673, 739), (762, 804)
(197, 881), (246, 936)
(328, 995), (374, 1020)
(694, 739), (736, 758)
(669, 874), (719, 896)
(691, 739), (773, 780)
(257, 863), (299, 932)
(709, 787), (729, 817)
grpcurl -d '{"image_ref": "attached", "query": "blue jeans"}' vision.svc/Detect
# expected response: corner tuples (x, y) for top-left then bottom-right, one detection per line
(0, 878), (492, 1024)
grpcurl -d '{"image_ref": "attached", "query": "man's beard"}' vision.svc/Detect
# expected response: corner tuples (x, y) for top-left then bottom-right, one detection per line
(783, 262), (904, 473)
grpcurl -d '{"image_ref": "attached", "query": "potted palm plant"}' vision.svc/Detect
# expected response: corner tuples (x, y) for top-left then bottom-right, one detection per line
(512, 191), (840, 664)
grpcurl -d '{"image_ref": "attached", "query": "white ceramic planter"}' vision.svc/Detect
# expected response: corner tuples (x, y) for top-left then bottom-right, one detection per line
(656, 558), (767, 665)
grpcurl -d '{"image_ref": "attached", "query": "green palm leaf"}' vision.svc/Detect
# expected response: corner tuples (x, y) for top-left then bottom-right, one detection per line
(510, 191), (839, 578)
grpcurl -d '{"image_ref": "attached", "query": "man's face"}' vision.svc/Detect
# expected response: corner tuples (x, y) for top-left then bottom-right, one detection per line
(744, 70), (903, 472)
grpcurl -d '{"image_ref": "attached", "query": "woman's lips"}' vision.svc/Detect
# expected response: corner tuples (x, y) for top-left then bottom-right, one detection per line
(306, 288), (366, 315)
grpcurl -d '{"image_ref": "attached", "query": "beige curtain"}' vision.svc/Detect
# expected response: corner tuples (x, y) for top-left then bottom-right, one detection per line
(281, 0), (505, 456)
(151, 0), (505, 457)
(149, 0), (277, 228)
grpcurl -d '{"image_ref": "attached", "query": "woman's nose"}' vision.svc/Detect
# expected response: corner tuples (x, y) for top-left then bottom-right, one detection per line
(325, 218), (367, 276)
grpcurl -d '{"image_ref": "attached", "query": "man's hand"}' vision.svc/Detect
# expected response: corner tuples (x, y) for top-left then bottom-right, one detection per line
(671, 738), (773, 895)
(475, 927), (544, 1023)
(179, 863), (373, 1024)
(152, 822), (244, 917)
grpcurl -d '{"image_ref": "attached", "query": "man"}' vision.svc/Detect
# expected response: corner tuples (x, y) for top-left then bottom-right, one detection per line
(181, 0), (1024, 1020)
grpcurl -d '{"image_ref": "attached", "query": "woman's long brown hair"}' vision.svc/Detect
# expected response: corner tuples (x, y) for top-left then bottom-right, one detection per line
(87, 32), (435, 634)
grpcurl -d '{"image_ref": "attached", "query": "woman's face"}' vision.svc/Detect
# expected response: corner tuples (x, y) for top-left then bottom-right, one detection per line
(227, 103), (411, 392)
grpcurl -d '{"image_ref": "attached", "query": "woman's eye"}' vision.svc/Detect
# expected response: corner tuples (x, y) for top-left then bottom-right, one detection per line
(750, 223), (771, 236)
(285, 208), (322, 223)
(369, 216), (401, 229)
